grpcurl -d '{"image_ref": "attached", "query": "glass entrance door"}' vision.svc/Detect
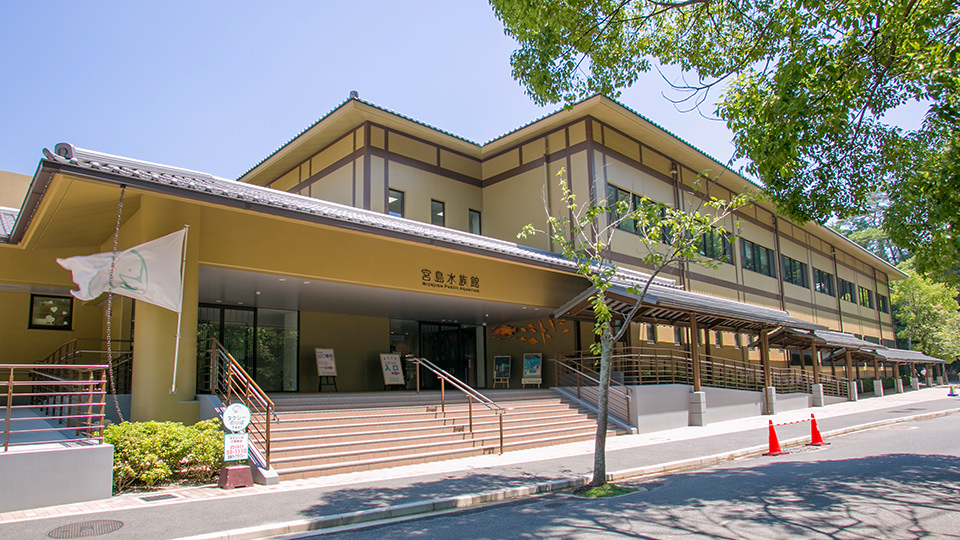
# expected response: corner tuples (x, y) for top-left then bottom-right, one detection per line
(419, 322), (477, 387)
(198, 305), (298, 392)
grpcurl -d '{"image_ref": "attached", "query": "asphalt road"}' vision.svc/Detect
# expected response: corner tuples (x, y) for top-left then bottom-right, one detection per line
(300, 414), (960, 539)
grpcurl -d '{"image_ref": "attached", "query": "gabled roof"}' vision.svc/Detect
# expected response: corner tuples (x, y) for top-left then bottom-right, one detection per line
(763, 327), (946, 364)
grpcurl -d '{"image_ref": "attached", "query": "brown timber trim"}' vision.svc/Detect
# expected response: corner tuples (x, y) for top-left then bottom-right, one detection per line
(370, 147), (481, 187)
(773, 216), (786, 311)
(585, 119), (597, 207)
(484, 141), (588, 187)
(363, 122), (371, 210)
(293, 147), (365, 195)
(832, 246), (844, 333)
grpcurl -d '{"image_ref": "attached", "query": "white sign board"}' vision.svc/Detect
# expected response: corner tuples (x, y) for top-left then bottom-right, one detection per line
(222, 403), (251, 433)
(380, 353), (405, 386)
(315, 348), (337, 377)
(224, 433), (249, 461)
(522, 353), (542, 385)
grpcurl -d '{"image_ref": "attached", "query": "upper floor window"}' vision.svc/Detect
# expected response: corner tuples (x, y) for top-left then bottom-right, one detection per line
(741, 239), (776, 277)
(878, 293), (890, 313)
(388, 188), (404, 218)
(468, 209), (481, 235)
(813, 268), (835, 296)
(858, 286), (874, 309)
(781, 255), (809, 288)
(431, 200), (445, 227)
(838, 278), (856, 302)
(698, 228), (733, 263)
(605, 185), (672, 243)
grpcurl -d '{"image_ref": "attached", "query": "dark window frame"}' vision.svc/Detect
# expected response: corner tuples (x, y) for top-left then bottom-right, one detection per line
(28, 294), (73, 330)
(858, 286), (875, 309)
(878, 293), (890, 313)
(740, 238), (776, 278)
(838, 278), (856, 303)
(388, 188), (405, 218)
(430, 199), (445, 227)
(813, 267), (835, 296)
(781, 255), (810, 288)
(468, 209), (481, 235)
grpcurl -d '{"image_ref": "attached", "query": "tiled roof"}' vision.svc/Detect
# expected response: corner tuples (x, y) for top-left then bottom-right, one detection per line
(0, 206), (17, 239)
(238, 96), (482, 180)
(39, 143), (678, 289)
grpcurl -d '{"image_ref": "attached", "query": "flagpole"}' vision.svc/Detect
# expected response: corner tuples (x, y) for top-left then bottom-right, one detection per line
(170, 224), (190, 395)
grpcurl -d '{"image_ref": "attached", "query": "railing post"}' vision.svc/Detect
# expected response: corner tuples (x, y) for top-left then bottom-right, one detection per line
(440, 378), (445, 413)
(265, 405), (272, 468)
(499, 412), (504, 454)
(468, 395), (473, 433)
(4, 367), (13, 451)
(416, 361), (421, 393)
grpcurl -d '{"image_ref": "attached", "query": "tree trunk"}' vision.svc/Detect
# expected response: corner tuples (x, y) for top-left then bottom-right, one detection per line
(590, 325), (614, 486)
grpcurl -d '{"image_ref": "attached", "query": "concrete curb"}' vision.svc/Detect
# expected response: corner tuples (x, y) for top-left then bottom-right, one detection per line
(176, 407), (960, 540)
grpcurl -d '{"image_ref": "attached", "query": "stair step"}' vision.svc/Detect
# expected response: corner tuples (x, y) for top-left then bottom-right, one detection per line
(263, 391), (629, 480)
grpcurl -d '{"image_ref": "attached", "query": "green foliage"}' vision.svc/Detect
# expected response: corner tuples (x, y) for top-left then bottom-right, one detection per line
(573, 483), (637, 498)
(890, 259), (960, 362)
(104, 419), (225, 493)
(492, 0), (960, 279)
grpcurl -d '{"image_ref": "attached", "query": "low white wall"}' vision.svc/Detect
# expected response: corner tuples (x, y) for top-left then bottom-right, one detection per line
(629, 384), (693, 433)
(628, 385), (817, 430)
(702, 386), (765, 423)
(0, 443), (114, 512)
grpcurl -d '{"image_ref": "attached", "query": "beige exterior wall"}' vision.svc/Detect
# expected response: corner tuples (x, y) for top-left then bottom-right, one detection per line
(299, 312), (390, 392)
(0, 170), (30, 208)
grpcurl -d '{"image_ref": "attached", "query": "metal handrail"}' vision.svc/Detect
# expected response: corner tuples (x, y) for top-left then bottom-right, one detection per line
(2, 364), (107, 451)
(410, 357), (506, 454)
(197, 338), (276, 467)
(36, 339), (134, 394)
(549, 357), (632, 427)
(559, 347), (850, 398)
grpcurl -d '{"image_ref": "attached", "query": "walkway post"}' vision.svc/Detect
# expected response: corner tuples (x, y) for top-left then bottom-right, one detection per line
(811, 343), (820, 384)
(688, 313), (701, 392)
(845, 350), (858, 401)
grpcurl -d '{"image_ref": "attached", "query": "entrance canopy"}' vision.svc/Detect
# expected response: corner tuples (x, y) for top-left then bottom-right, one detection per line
(554, 283), (826, 333)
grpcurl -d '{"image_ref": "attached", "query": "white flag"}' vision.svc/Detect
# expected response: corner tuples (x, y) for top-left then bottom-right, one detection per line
(57, 229), (186, 313)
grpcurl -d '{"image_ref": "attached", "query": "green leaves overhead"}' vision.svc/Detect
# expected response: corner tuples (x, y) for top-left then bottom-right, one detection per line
(492, 0), (960, 279)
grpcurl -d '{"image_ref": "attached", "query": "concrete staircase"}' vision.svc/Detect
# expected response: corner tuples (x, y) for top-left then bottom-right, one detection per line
(266, 389), (625, 480)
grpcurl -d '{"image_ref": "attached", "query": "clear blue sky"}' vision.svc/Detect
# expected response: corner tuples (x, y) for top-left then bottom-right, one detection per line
(0, 1), (925, 181)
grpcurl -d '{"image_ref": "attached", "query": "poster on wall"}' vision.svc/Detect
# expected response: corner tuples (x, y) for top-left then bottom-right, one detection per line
(380, 353), (405, 386)
(494, 356), (511, 379)
(522, 353), (542, 385)
(315, 348), (337, 377)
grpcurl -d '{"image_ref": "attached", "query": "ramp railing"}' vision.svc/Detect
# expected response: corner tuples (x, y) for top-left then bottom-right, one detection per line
(2, 364), (107, 451)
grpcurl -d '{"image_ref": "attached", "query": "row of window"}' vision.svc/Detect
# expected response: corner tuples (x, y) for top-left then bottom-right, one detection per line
(389, 188), (481, 235)
(606, 184), (891, 314)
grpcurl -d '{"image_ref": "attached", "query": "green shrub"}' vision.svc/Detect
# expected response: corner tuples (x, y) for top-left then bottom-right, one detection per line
(104, 419), (224, 493)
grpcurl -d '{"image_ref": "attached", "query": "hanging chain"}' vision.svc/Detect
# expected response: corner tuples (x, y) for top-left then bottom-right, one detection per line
(106, 186), (126, 423)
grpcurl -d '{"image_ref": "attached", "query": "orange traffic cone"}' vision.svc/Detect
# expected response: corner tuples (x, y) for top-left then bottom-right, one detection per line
(808, 414), (829, 446)
(764, 419), (787, 456)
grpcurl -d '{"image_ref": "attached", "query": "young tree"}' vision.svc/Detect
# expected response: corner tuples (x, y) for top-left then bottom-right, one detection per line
(520, 169), (752, 486)
(491, 0), (960, 279)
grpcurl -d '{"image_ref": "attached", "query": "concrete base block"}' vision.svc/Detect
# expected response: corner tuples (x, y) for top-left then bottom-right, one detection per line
(937, 376), (945, 386)
(219, 464), (253, 489)
(811, 383), (824, 407)
(911, 377), (920, 391)
(688, 391), (706, 426)
(848, 381), (859, 402)
(763, 387), (776, 415)
(251, 463), (279, 485)
(873, 379), (884, 398)
(895, 378), (904, 394)
(927, 376), (935, 388)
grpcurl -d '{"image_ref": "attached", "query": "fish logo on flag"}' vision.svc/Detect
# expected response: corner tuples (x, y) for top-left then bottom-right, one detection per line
(57, 229), (186, 313)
